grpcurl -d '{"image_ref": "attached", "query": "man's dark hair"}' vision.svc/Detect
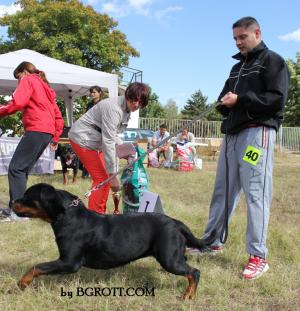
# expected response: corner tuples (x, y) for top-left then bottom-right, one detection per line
(159, 124), (168, 129)
(232, 16), (260, 29)
(125, 82), (149, 108)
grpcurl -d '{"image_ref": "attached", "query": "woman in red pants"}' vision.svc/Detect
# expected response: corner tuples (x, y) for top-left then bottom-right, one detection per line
(68, 82), (149, 214)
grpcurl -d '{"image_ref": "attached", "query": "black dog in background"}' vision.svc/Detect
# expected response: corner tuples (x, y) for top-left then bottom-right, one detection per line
(56, 144), (79, 184)
(12, 183), (215, 299)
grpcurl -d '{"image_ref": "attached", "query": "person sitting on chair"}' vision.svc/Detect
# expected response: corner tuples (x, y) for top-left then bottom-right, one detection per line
(176, 127), (196, 156)
(151, 124), (173, 168)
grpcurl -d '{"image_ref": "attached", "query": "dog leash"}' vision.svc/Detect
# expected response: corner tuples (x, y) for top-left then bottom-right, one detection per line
(70, 102), (220, 207)
(220, 133), (230, 244)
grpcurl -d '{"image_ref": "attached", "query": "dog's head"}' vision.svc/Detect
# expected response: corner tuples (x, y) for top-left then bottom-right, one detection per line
(64, 147), (76, 165)
(12, 183), (65, 223)
(57, 144), (78, 166)
(60, 145), (79, 168)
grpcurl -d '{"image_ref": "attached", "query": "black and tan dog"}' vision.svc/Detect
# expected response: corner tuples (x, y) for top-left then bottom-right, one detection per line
(13, 183), (214, 299)
(56, 144), (79, 184)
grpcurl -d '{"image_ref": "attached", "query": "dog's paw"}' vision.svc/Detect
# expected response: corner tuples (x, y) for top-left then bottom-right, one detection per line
(18, 280), (29, 290)
(181, 292), (196, 300)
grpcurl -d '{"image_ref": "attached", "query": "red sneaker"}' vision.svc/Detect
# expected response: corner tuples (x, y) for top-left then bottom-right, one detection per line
(242, 255), (269, 280)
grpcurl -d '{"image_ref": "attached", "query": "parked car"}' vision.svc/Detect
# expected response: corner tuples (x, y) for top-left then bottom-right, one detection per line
(118, 128), (154, 143)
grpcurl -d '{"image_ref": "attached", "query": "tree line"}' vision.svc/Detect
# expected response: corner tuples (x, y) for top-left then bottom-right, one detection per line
(0, 0), (299, 135)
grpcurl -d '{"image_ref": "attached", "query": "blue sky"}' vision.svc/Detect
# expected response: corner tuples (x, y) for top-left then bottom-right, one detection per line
(1, 0), (300, 109)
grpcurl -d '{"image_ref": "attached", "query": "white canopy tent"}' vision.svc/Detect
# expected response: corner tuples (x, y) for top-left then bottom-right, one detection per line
(0, 49), (120, 126)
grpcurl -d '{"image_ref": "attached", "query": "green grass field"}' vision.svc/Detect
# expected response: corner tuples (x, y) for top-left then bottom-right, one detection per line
(0, 153), (299, 311)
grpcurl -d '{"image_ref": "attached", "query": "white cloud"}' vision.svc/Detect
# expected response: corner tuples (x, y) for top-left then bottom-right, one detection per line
(128, 0), (152, 15)
(102, 1), (130, 17)
(154, 6), (183, 20)
(102, 1), (183, 20)
(0, 4), (21, 17)
(129, 0), (152, 6)
(279, 28), (300, 42)
(87, 0), (100, 6)
(102, 0), (152, 17)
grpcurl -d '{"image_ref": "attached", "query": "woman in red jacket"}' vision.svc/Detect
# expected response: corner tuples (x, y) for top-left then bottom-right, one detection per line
(0, 61), (64, 222)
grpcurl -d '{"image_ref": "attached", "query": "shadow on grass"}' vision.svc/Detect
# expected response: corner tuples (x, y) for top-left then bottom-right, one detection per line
(0, 260), (164, 293)
(188, 252), (245, 271)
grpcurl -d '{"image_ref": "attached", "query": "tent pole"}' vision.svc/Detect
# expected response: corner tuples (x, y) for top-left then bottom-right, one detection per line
(65, 95), (73, 126)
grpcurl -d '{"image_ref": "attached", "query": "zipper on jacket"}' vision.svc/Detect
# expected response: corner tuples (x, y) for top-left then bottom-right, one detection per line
(233, 56), (247, 93)
(224, 56), (247, 130)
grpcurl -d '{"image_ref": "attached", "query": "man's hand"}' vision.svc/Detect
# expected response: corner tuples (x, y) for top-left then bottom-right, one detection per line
(220, 91), (238, 108)
(110, 175), (120, 192)
(50, 142), (58, 151)
(158, 146), (167, 152)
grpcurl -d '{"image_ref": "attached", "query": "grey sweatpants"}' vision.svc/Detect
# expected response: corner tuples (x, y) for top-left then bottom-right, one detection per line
(203, 127), (276, 259)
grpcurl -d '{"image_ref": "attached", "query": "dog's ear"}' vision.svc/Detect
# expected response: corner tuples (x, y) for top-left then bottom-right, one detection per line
(40, 185), (65, 221)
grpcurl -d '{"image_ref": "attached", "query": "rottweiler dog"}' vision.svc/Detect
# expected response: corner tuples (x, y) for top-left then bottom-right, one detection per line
(12, 183), (215, 299)
(56, 144), (79, 184)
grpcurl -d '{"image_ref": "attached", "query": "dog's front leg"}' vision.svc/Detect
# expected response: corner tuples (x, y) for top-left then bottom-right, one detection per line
(18, 259), (81, 290)
(72, 169), (78, 183)
(18, 266), (45, 290)
(63, 172), (68, 185)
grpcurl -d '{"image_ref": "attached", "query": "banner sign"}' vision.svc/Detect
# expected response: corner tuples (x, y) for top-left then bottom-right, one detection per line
(0, 137), (55, 175)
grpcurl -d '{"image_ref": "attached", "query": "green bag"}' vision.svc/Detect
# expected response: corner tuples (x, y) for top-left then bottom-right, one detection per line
(121, 146), (148, 214)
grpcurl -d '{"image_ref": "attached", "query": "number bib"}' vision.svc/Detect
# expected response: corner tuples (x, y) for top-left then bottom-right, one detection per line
(243, 145), (261, 166)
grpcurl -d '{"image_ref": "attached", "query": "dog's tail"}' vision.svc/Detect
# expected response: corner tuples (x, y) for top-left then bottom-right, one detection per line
(176, 220), (216, 250)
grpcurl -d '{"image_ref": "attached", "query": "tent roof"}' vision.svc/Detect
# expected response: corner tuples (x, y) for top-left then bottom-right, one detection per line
(0, 49), (118, 99)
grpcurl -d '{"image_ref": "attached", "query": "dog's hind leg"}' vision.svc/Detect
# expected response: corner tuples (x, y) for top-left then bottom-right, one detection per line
(156, 245), (200, 299)
(160, 260), (200, 300)
(182, 269), (200, 300)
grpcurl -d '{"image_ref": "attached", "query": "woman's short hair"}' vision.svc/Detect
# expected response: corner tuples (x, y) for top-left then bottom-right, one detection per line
(125, 82), (149, 108)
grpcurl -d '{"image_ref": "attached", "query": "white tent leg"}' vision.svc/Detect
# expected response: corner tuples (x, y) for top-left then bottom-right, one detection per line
(65, 96), (74, 126)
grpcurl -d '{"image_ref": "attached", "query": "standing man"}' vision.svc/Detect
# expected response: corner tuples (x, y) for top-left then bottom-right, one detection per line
(151, 124), (173, 168)
(189, 17), (289, 279)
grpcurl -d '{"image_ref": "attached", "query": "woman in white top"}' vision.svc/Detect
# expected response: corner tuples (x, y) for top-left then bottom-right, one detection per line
(68, 82), (149, 214)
